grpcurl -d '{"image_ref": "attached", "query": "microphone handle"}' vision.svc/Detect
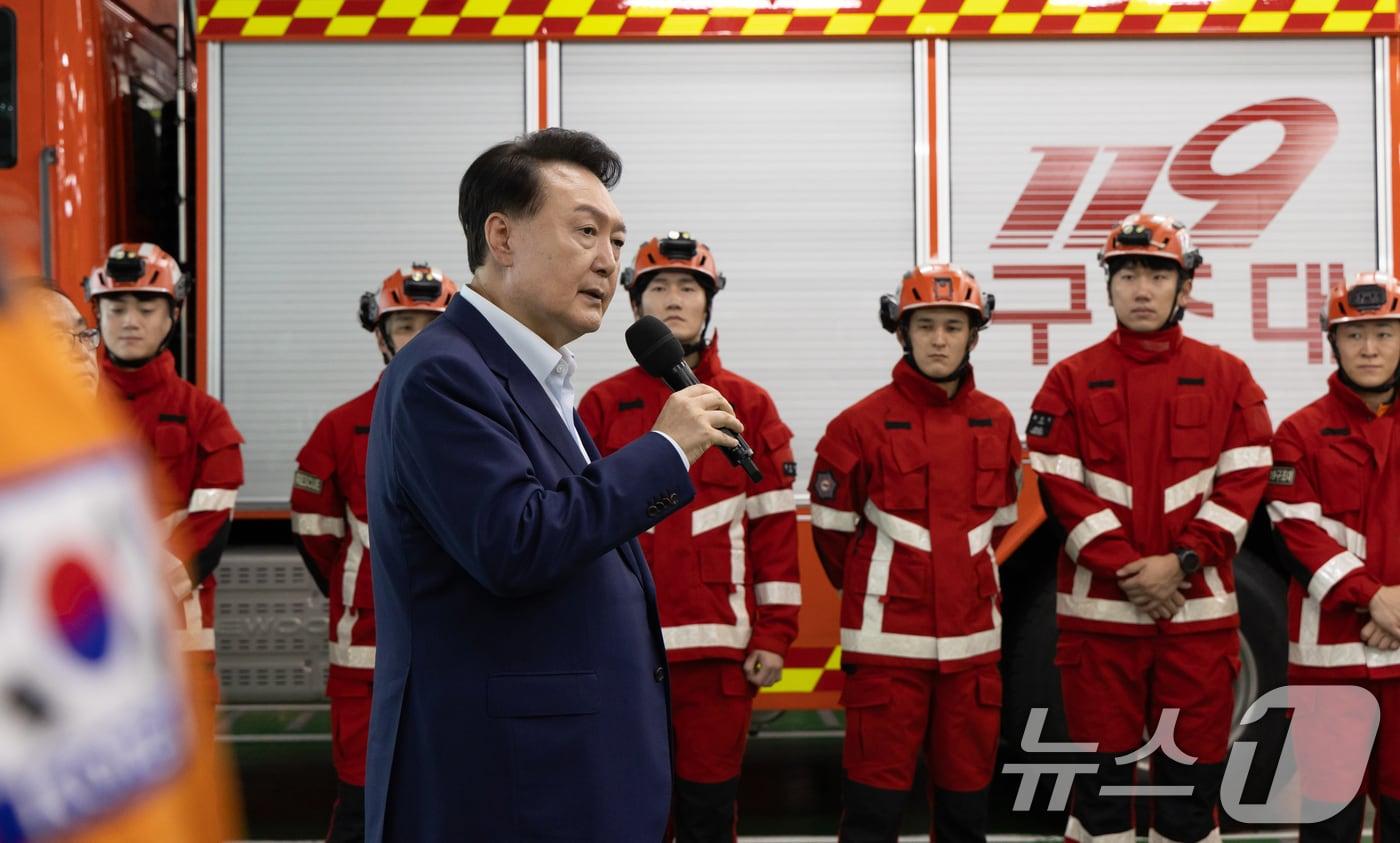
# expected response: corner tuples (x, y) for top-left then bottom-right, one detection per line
(661, 363), (764, 483)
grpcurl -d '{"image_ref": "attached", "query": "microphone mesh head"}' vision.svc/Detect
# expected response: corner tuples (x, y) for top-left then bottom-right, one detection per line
(625, 316), (685, 378)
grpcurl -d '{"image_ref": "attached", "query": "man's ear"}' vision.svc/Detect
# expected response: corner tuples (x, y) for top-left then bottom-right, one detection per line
(1177, 275), (1195, 309)
(485, 212), (513, 268)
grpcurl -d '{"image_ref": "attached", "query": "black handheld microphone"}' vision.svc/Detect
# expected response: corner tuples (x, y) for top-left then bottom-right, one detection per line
(625, 316), (763, 483)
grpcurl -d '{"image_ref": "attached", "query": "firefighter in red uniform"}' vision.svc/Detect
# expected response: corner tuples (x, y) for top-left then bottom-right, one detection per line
(1026, 214), (1272, 843)
(289, 264), (458, 843)
(579, 233), (800, 843)
(808, 264), (1019, 843)
(86, 242), (244, 707)
(1267, 271), (1400, 843)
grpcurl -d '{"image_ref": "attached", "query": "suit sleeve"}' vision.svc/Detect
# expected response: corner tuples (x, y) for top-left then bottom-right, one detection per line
(808, 413), (865, 590)
(1173, 374), (1273, 568)
(1267, 420), (1380, 611)
(388, 354), (695, 599)
(1025, 366), (1140, 577)
(289, 415), (345, 598)
(172, 404), (243, 587)
(744, 399), (800, 658)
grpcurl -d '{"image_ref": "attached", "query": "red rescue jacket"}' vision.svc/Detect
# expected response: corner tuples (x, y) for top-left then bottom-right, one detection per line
(808, 362), (1020, 672)
(290, 382), (378, 693)
(1026, 324), (1272, 637)
(1268, 372), (1400, 681)
(101, 351), (244, 653)
(579, 339), (801, 663)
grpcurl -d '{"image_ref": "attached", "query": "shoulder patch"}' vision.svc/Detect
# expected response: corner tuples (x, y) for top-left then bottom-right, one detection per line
(618, 399), (645, 412)
(293, 469), (324, 495)
(884, 420), (912, 430)
(353, 425), (371, 435)
(813, 470), (838, 500)
(783, 461), (798, 478)
(1026, 411), (1055, 438)
(967, 417), (993, 428)
(1268, 465), (1296, 486)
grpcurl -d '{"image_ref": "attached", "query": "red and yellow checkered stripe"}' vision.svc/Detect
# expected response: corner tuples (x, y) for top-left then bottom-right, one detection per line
(196, 0), (1398, 38)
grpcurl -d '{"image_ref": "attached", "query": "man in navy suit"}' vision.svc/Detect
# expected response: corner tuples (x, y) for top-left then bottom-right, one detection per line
(364, 129), (745, 842)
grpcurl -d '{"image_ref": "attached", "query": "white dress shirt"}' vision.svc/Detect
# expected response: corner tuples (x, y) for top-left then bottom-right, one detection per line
(460, 286), (689, 468)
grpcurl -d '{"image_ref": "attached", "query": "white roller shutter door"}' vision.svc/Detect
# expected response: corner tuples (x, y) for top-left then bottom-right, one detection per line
(218, 42), (524, 507)
(560, 41), (918, 487)
(947, 39), (1378, 432)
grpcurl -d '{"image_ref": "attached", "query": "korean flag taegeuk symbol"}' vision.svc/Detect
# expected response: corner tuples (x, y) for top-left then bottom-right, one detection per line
(0, 454), (188, 843)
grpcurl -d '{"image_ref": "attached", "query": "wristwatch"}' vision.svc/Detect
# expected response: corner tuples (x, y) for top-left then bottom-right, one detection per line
(1174, 546), (1202, 575)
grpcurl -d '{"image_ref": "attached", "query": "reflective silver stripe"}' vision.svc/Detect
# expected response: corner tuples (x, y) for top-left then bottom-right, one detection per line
(291, 512), (346, 538)
(188, 487), (237, 513)
(1085, 470), (1132, 508)
(1148, 828), (1223, 843)
(1164, 467), (1214, 515)
(1197, 500), (1249, 549)
(670, 495), (751, 652)
(967, 502), (1017, 559)
(992, 501), (1019, 527)
(745, 489), (796, 520)
(159, 509), (188, 536)
(810, 504), (859, 532)
(1217, 446), (1271, 475)
(1291, 597), (1367, 668)
(691, 493), (745, 536)
(662, 622), (751, 650)
(1064, 509), (1121, 563)
(754, 581), (802, 606)
(863, 501), (931, 551)
(347, 511), (371, 550)
(1308, 551), (1365, 604)
(177, 628), (215, 650)
(840, 623), (1000, 662)
(1028, 451), (1131, 507)
(330, 606), (376, 669)
(968, 519), (994, 559)
(329, 641), (376, 669)
(342, 510), (370, 611)
(1029, 451), (1083, 483)
(1057, 589), (1237, 625)
(1267, 501), (1367, 559)
(178, 591), (214, 651)
(1065, 817), (1135, 843)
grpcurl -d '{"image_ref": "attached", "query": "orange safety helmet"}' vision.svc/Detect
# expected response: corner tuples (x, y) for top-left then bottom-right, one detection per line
(1321, 271), (1400, 331)
(621, 232), (725, 302)
(358, 263), (459, 332)
(879, 263), (994, 334)
(1098, 213), (1203, 276)
(84, 242), (186, 304)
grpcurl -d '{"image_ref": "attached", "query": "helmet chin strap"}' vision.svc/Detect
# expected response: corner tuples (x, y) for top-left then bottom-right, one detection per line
(901, 342), (969, 384)
(378, 323), (398, 364)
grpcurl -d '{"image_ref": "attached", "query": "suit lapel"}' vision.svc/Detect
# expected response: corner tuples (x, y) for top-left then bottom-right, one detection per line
(575, 412), (650, 588)
(446, 296), (587, 474)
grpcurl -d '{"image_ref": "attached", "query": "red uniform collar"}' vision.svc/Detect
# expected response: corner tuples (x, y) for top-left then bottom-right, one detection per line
(891, 357), (975, 407)
(1328, 370), (1394, 419)
(691, 335), (724, 382)
(1112, 323), (1184, 363)
(100, 350), (177, 398)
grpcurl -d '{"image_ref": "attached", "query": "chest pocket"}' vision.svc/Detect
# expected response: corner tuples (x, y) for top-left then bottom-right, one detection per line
(1170, 394), (1213, 460)
(1317, 439), (1370, 514)
(1084, 391), (1126, 463)
(699, 450), (745, 494)
(880, 441), (928, 513)
(975, 432), (1010, 508)
(153, 417), (192, 492)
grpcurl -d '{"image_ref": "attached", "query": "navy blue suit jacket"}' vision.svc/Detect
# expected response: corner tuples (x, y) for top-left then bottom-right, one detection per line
(364, 295), (693, 841)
